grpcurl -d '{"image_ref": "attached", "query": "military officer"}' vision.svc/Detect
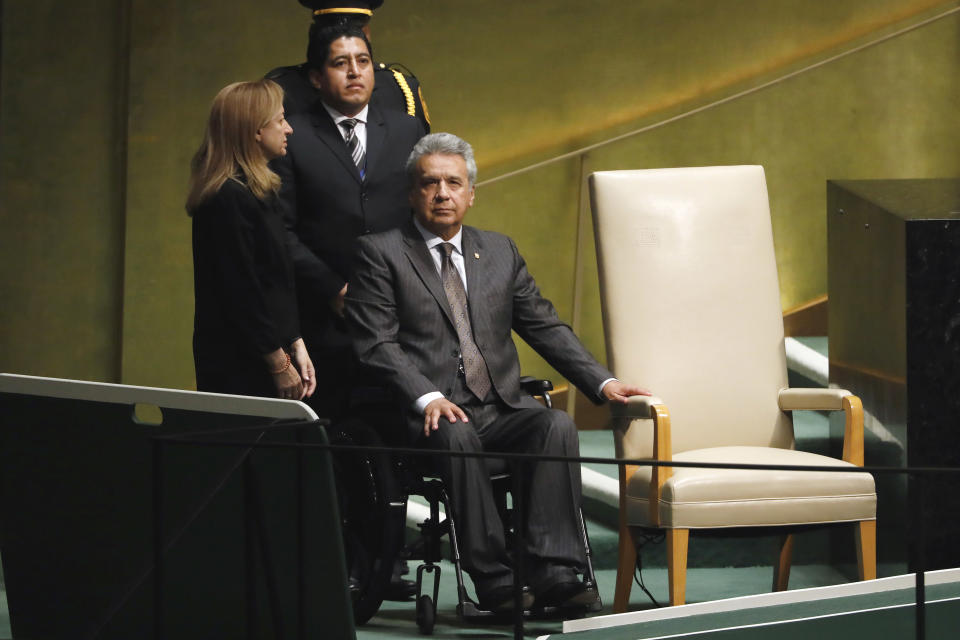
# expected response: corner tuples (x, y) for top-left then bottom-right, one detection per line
(266, 0), (430, 132)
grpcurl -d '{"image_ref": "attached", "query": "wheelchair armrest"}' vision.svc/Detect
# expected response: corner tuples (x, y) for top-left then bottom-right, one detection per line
(519, 376), (553, 397)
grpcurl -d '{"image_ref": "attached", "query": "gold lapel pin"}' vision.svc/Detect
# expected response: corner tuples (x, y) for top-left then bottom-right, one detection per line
(474, 252), (480, 259)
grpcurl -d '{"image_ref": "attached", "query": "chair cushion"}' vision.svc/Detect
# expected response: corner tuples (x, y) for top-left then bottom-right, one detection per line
(625, 446), (876, 529)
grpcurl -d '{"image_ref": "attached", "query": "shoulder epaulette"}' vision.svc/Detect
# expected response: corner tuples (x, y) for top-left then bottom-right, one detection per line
(378, 62), (417, 119)
(390, 68), (416, 119)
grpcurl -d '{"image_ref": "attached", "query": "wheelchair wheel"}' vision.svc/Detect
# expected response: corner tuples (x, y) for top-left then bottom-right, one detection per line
(327, 419), (405, 625)
(416, 594), (435, 635)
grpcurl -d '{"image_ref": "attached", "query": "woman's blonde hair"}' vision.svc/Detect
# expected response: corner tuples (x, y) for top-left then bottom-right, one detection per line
(186, 79), (285, 214)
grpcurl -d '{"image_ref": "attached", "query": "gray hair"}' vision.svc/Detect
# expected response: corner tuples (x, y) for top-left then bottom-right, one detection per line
(405, 132), (478, 186)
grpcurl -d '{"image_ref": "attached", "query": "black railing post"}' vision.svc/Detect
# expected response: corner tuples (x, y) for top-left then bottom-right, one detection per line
(913, 471), (926, 640)
(296, 426), (305, 640)
(152, 439), (164, 640)
(248, 454), (285, 639)
(243, 455), (258, 640)
(512, 456), (525, 640)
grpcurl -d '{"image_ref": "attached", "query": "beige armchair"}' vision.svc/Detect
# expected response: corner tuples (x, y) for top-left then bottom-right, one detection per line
(589, 166), (877, 611)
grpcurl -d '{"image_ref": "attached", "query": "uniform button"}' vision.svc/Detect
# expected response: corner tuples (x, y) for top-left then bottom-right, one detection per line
(363, 228), (371, 234)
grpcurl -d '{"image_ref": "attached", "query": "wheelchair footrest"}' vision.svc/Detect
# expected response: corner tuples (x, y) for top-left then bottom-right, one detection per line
(458, 600), (532, 622)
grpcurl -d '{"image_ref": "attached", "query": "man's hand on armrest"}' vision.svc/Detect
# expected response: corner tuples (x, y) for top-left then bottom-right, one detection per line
(422, 397), (469, 438)
(601, 379), (653, 404)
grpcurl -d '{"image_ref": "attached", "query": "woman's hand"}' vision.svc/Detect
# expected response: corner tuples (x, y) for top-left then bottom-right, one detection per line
(265, 348), (304, 400)
(289, 338), (316, 399)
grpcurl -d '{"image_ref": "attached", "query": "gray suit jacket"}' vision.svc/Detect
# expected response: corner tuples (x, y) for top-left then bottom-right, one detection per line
(345, 221), (613, 438)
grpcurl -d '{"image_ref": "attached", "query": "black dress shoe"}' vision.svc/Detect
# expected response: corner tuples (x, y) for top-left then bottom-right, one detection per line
(476, 584), (534, 612)
(384, 577), (417, 601)
(534, 578), (597, 609)
(383, 558), (416, 601)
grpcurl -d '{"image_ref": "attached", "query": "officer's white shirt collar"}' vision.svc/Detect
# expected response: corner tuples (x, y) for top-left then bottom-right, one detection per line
(322, 102), (369, 148)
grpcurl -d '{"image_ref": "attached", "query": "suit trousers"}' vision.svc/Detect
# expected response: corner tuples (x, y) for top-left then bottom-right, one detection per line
(417, 376), (586, 593)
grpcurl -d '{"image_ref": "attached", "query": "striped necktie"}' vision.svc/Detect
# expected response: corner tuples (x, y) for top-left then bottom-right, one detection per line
(438, 242), (492, 400)
(340, 118), (366, 178)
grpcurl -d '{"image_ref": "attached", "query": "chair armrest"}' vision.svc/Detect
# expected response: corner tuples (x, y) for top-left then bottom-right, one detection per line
(518, 376), (553, 397)
(647, 403), (671, 526)
(778, 388), (865, 467)
(610, 395), (665, 419)
(611, 396), (670, 526)
(777, 387), (851, 411)
(840, 395), (865, 466)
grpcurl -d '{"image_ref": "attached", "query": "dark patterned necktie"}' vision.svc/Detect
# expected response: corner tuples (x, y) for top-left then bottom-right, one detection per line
(438, 243), (491, 400)
(340, 118), (365, 178)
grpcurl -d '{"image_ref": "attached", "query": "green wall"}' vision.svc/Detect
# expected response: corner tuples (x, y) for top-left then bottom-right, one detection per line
(1, 0), (128, 382)
(2, 0), (959, 391)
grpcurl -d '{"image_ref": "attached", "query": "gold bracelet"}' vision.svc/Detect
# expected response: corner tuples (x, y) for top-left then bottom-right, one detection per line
(270, 352), (291, 375)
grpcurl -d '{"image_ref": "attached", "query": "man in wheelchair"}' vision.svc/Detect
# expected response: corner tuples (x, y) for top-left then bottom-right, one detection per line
(344, 132), (650, 614)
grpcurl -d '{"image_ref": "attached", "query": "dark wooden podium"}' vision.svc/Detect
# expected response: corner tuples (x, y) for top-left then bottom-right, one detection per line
(828, 178), (960, 571)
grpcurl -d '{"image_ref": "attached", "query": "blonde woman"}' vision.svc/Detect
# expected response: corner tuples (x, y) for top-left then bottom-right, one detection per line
(187, 79), (315, 400)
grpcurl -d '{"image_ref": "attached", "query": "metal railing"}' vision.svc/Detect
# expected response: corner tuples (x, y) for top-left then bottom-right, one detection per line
(150, 418), (957, 640)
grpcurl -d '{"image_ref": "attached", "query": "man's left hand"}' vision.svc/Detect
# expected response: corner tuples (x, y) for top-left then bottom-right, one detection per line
(602, 381), (652, 404)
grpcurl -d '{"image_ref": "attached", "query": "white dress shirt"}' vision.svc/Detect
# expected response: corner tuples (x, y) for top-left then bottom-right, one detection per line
(414, 218), (467, 290)
(322, 102), (368, 154)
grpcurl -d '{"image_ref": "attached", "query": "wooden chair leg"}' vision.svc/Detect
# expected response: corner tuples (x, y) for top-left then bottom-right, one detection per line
(613, 523), (637, 613)
(856, 520), (877, 580)
(667, 528), (689, 606)
(772, 533), (793, 591)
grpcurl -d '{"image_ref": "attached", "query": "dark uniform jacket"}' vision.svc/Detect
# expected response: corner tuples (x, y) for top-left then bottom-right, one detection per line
(266, 62), (430, 132)
(273, 102), (424, 414)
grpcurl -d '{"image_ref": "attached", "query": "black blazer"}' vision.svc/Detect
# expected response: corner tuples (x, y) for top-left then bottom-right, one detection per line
(274, 103), (424, 354)
(345, 222), (614, 440)
(192, 178), (300, 396)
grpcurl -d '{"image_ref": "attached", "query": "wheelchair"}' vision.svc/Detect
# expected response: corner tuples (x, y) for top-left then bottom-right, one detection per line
(325, 378), (602, 634)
